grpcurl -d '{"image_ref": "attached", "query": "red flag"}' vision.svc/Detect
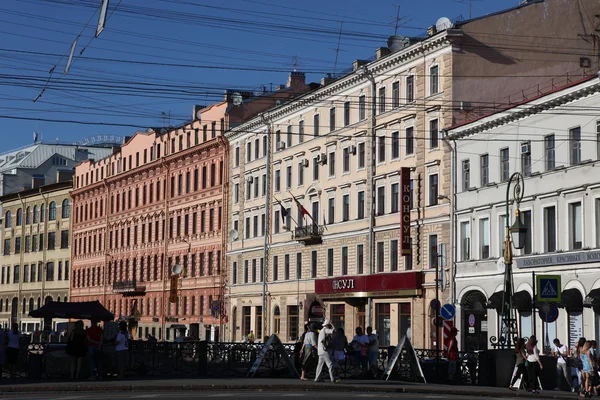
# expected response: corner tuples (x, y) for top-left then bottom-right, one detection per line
(290, 193), (310, 216)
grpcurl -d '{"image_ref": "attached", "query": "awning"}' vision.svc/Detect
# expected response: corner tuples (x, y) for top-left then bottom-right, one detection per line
(29, 301), (114, 321)
(584, 288), (600, 307)
(487, 290), (532, 311)
(559, 288), (583, 309)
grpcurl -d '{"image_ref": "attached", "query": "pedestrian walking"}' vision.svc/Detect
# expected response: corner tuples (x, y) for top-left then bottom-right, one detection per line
(366, 326), (379, 378)
(66, 320), (87, 380)
(86, 320), (104, 380)
(331, 327), (348, 379)
(509, 338), (527, 390)
(294, 324), (308, 374)
(580, 341), (596, 398)
(300, 324), (317, 381)
(114, 321), (129, 380)
(553, 338), (570, 391)
(314, 320), (340, 383)
(247, 330), (255, 343)
(7, 323), (20, 379)
(350, 327), (369, 376)
(525, 335), (543, 394)
(447, 327), (460, 383)
(574, 337), (587, 394)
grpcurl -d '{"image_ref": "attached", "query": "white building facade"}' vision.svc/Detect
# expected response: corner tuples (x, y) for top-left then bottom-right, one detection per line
(448, 76), (600, 353)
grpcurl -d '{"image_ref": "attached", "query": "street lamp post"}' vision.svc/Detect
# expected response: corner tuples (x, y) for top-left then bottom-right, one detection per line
(500, 172), (527, 349)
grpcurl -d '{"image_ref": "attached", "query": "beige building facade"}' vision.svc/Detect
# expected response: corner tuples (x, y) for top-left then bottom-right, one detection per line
(0, 180), (72, 332)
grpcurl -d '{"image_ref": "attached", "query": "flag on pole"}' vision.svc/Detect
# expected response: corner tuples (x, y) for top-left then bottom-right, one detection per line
(290, 192), (310, 217)
(276, 198), (288, 223)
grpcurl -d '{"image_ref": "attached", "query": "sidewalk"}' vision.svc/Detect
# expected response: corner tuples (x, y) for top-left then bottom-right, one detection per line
(0, 377), (582, 398)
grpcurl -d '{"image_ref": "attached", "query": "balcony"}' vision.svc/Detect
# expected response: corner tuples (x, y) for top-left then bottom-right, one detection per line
(112, 280), (146, 296)
(293, 224), (324, 245)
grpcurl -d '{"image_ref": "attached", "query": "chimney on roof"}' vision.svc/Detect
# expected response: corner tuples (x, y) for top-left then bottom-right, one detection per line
(353, 60), (369, 72)
(320, 73), (337, 87)
(193, 104), (205, 120)
(376, 47), (391, 60)
(32, 175), (45, 189)
(287, 71), (306, 89)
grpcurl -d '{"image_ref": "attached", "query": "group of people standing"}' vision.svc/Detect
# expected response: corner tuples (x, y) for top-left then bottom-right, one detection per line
(297, 321), (379, 382)
(0, 323), (23, 379)
(509, 335), (600, 397)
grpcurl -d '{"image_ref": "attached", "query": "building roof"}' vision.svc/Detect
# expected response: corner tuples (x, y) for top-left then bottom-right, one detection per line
(454, 0), (543, 27)
(0, 142), (113, 172)
(0, 180), (73, 203)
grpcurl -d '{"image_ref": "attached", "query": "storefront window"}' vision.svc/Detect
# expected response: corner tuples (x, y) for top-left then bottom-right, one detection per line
(376, 303), (391, 347)
(568, 311), (583, 350)
(288, 305), (299, 341)
(242, 306), (251, 337)
(255, 306), (263, 339)
(519, 311), (532, 341)
(543, 320), (557, 354)
(399, 303), (411, 341)
(331, 304), (345, 331)
(356, 304), (366, 331)
(274, 306), (281, 335)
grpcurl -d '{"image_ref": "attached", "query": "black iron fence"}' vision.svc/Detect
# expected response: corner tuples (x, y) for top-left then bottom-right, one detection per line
(2, 341), (480, 385)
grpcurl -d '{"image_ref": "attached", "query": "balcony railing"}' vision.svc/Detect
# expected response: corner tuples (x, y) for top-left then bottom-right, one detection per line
(112, 280), (146, 294)
(292, 224), (324, 245)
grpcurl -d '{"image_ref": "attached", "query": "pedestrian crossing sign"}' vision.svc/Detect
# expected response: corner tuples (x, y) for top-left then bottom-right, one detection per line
(536, 275), (561, 303)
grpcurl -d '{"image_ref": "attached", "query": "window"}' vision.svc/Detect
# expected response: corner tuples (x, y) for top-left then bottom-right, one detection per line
(429, 119), (439, 149)
(244, 260), (249, 283)
(284, 254), (290, 280)
(328, 152), (336, 177)
(263, 136), (267, 156)
(311, 251), (317, 278)
(569, 202), (583, 250)
(344, 101), (350, 126)
(462, 160), (470, 191)
(460, 222), (470, 261)
(60, 230), (69, 248)
(297, 162), (304, 186)
(405, 127), (414, 155)
(274, 210), (280, 234)
(428, 174), (438, 206)
(234, 146), (240, 167)
(391, 132), (400, 159)
(46, 262), (54, 281)
(390, 240), (399, 271)
(430, 65), (439, 95)
(357, 244), (364, 274)
(233, 183), (239, 203)
(480, 154), (489, 186)
(392, 81), (400, 108)
(26, 207), (31, 225)
(570, 127), (581, 165)
(261, 213), (266, 236)
(480, 218), (490, 258)
(357, 191), (365, 219)
(246, 142), (252, 162)
(406, 76), (414, 103)
(312, 156), (320, 181)
(274, 170), (280, 192)
(286, 125), (293, 148)
(500, 148), (509, 182)
(359, 95), (366, 120)
(545, 134), (555, 170)
(286, 166), (292, 189)
(2, 239), (8, 256)
(429, 235), (438, 269)
(377, 241), (384, 272)
(15, 237), (21, 254)
(358, 142), (365, 169)
(254, 138), (260, 160)
(327, 249), (334, 276)
(328, 197), (336, 225)
(329, 107), (336, 131)
(273, 256), (278, 281)
(377, 186), (385, 215)
(4, 211), (11, 228)
(296, 253), (302, 279)
(253, 215), (258, 237)
(262, 174), (267, 196)
(544, 206), (557, 252)
(378, 87), (386, 114)
(313, 114), (320, 136)
(49, 201), (57, 220)
(342, 194), (350, 222)
(16, 208), (22, 226)
(391, 183), (399, 213)
(298, 120), (305, 143)
(378, 136), (386, 163)
(48, 232), (55, 250)
(521, 141), (531, 177)
(341, 247), (348, 275)
(521, 210), (533, 255)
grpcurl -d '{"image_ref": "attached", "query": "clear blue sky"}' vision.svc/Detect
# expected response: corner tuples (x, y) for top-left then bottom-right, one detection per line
(0, 0), (520, 149)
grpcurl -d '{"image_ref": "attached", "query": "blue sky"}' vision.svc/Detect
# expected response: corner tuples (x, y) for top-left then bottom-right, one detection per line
(0, 0), (521, 150)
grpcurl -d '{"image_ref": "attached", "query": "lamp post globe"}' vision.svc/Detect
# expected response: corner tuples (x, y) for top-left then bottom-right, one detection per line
(510, 211), (528, 250)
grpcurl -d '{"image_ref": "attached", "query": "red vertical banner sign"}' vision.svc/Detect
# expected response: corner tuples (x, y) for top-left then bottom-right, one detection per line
(400, 167), (411, 256)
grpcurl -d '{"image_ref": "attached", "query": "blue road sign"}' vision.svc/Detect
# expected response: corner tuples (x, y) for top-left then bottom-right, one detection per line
(430, 299), (441, 311)
(536, 275), (561, 303)
(440, 304), (456, 320)
(539, 303), (559, 323)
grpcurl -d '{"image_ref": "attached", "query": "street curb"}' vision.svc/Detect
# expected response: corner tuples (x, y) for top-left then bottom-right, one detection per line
(0, 382), (577, 398)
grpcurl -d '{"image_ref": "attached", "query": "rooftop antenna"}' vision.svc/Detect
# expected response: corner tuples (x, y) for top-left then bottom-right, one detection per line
(454, 0), (483, 19)
(394, 5), (401, 35)
(331, 22), (345, 75)
(292, 56), (297, 72)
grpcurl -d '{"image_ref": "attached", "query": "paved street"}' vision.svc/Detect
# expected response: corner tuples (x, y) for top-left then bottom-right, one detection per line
(0, 393), (515, 400)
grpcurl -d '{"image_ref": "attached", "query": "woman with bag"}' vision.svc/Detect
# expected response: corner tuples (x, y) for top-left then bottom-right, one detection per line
(350, 327), (369, 376)
(525, 335), (543, 394)
(509, 338), (527, 390)
(580, 341), (595, 398)
(300, 324), (317, 381)
(66, 320), (87, 380)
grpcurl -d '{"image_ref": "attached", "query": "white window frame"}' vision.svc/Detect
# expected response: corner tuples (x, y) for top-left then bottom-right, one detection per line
(567, 198), (584, 250)
(479, 216), (490, 259)
(429, 64), (440, 96)
(541, 203), (558, 253)
(459, 220), (471, 261)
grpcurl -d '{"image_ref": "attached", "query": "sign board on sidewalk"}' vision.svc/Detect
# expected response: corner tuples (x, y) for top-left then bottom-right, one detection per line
(247, 334), (299, 378)
(382, 335), (425, 383)
(536, 275), (561, 303)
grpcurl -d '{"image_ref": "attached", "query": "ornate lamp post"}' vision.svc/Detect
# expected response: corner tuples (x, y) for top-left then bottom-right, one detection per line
(500, 172), (527, 349)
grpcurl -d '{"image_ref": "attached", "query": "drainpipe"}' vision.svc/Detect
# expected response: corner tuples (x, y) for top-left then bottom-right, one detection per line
(17, 194), (25, 327)
(360, 66), (376, 327)
(218, 135), (230, 342)
(260, 113), (272, 340)
(161, 153), (171, 340)
(442, 134), (457, 307)
(39, 188), (49, 325)
(102, 179), (110, 307)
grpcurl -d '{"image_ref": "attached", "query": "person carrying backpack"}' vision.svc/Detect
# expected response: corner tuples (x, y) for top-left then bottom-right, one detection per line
(314, 320), (340, 383)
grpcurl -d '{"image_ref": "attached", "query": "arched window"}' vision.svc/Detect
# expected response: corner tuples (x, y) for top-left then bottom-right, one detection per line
(22, 298), (26, 314)
(4, 211), (11, 228)
(46, 262), (55, 281)
(33, 205), (38, 223)
(62, 199), (70, 218)
(40, 203), (46, 222)
(49, 202), (57, 221)
(44, 295), (53, 305)
(29, 297), (34, 312)
(25, 207), (31, 225)
(37, 297), (41, 309)
(16, 208), (22, 226)
(273, 306), (281, 335)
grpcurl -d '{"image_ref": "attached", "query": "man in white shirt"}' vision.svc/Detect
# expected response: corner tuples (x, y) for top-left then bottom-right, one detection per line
(553, 338), (570, 391)
(366, 326), (379, 378)
(314, 320), (340, 383)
